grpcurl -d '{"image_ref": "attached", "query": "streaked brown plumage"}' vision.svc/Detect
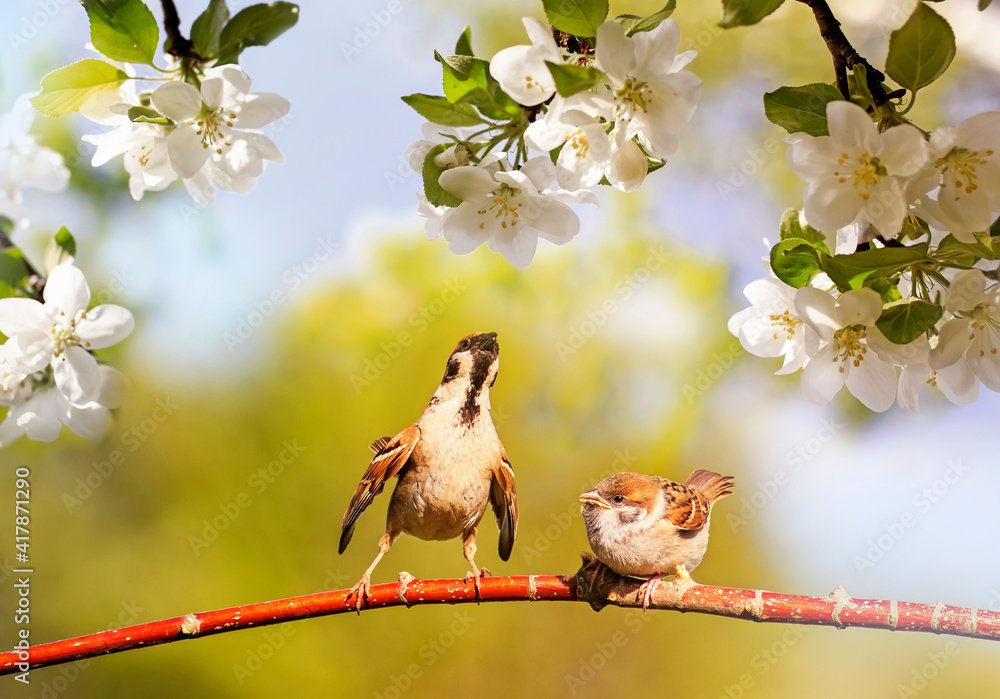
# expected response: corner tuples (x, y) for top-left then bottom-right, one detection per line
(579, 470), (734, 609)
(339, 332), (518, 609)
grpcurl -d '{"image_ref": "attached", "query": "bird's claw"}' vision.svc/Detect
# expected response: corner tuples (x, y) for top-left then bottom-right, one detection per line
(346, 576), (372, 613)
(464, 570), (484, 600)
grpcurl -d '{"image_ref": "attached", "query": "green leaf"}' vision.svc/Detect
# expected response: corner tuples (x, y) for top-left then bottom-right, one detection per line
(44, 227), (77, 272)
(934, 232), (1000, 264)
(779, 208), (828, 251)
(885, 2), (955, 94)
(542, 0), (608, 37)
(127, 105), (161, 121)
(763, 84), (843, 136)
(980, 0), (993, 10)
(770, 238), (823, 288)
(191, 0), (230, 58)
(217, 2), (299, 64)
(846, 64), (874, 110)
(401, 94), (486, 127)
(84, 0), (159, 66)
(0, 248), (29, 292)
(876, 297), (942, 344)
(615, 1), (676, 35)
(822, 243), (931, 291)
(30, 59), (129, 117)
(422, 143), (462, 208)
(455, 26), (474, 56)
(720, 0), (785, 28)
(437, 53), (520, 119)
(546, 62), (604, 97)
(54, 227), (77, 258)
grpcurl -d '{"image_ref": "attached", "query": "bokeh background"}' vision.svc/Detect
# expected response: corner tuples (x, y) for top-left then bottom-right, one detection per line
(3, 0), (1000, 696)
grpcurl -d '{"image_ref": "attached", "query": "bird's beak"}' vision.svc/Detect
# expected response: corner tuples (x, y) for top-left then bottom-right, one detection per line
(579, 490), (612, 510)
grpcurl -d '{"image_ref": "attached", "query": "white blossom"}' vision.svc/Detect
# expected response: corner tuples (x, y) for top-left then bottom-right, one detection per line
(150, 65), (288, 203)
(922, 111), (1000, 242)
(0, 365), (124, 447)
(0, 94), (70, 229)
(786, 101), (930, 237)
(589, 19), (702, 161)
(929, 269), (1000, 391)
(896, 336), (979, 412)
(728, 277), (818, 375)
(438, 156), (580, 268)
(795, 286), (898, 411)
(0, 264), (134, 404)
(525, 107), (613, 190)
(489, 17), (562, 106)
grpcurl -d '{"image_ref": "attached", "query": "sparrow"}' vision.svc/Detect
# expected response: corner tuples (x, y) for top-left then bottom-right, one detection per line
(339, 332), (518, 609)
(579, 469), (734, 610)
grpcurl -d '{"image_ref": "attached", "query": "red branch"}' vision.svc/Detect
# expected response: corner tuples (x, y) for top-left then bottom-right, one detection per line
(2, 571), (999, 676)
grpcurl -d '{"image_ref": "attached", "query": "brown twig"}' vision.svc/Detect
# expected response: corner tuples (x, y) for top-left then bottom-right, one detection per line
(160, 0), (199, 60)
(2, 567), (999, 676)
(795, 0), (891, 106)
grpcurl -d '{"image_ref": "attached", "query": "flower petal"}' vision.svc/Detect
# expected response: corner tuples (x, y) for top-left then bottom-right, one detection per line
(800, 343), (846, 404)
(236, 93), (290, 128)
(53, 345), (101, 404)
(152, 81), (202, 122)
(76, 304), (135, 349)
(168, 125), (210, 178)
(44, 264), (90, 316)
(846, 352), (897, 412)
(0, 297), (48, 336)
(929, 318), (972, 370)
(439, 166), (497, 201)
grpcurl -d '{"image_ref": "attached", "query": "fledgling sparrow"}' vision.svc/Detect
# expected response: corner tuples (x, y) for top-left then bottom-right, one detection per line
(339, 332), (518, 609)
(579, 470), (734, 610)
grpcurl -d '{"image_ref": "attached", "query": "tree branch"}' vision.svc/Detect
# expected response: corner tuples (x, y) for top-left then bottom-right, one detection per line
(795, 0), (891, 107)
(3, 569), (999, 676)
(160, 0), (199, 60)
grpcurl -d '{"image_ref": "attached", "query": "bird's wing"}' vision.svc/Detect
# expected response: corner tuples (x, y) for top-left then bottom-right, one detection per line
(338, 425), (420, 554)
(660, 469), (735, 530)
(489, 441), (518, 562)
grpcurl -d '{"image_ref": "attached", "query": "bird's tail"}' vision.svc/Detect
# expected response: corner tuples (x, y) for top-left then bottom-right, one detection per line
(684, 470), (735, 503)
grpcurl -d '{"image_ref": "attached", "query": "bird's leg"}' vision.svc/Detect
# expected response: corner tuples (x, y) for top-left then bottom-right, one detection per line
(462, 528), (485, 600)
(636, 573), (663, 613)
(578, 552), (611, 592)
(670, 563), (696, 602)
(347, 531), (394, 612)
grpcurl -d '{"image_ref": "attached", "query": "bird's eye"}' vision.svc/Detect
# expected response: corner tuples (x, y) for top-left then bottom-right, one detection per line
(612, 495), (625, 504)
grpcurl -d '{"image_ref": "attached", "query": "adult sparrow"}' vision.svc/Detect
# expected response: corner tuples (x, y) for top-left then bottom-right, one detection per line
(579, 469), (734, 610)
(339, 332), (518, 609)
